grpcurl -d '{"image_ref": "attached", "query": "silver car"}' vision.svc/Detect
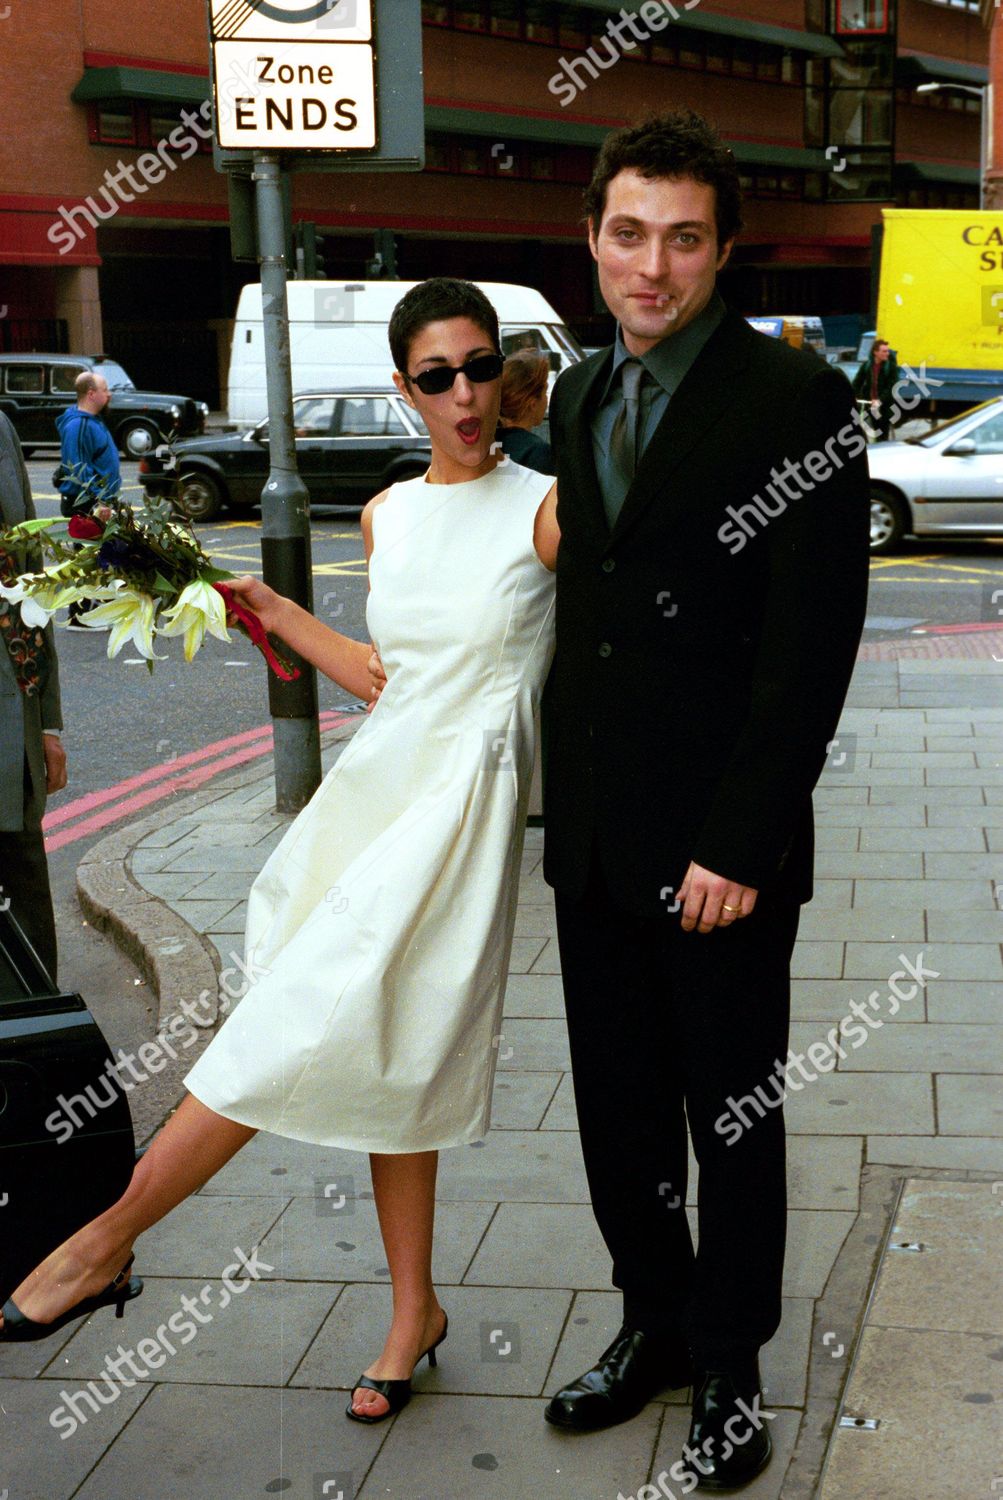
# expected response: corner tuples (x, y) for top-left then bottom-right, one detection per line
(868, 398), (1003, 553)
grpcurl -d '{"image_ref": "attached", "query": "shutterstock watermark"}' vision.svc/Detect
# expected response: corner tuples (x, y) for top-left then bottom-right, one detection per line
(47, 103), (215, 255)
(714, 952), (940, 1147)
(718, 364), (943, 555)
(44, 949), (271, 1144)
(48, 1245), (273, 1440)
(47, 37), (299, 255)
(548, 1), (702, 108)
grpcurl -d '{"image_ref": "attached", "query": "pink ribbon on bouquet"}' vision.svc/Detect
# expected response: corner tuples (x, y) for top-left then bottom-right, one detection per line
(213, 582), (301, 682)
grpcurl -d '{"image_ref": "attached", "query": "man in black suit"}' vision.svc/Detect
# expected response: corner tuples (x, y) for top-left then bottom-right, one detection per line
(541, 112), (870, 1490)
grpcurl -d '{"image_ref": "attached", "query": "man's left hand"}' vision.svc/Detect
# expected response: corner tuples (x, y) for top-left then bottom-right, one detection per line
(42, 733), (67, 794)
(677, 861), (757, 933)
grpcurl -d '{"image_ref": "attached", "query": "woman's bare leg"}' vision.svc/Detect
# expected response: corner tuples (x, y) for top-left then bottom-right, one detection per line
(1, 1094), (256, 1329)
(350, 1149), (446, 1418)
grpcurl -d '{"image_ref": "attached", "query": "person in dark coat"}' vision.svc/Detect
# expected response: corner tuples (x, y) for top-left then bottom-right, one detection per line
(0, 411), (66, 978)
(495, 352), (554, 474)
(852, 337), (899, 440)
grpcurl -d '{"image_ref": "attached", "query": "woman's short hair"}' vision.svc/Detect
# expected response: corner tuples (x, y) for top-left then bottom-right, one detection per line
(388, 277), (501, 374)
(499, 352), (549, 426)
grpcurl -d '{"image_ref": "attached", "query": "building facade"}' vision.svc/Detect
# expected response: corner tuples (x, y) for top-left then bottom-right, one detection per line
(0, 0), (991, 408)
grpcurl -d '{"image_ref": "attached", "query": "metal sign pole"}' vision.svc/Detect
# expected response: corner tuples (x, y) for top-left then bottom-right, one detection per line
(207, 0), (424, 812)
(252, 150), (321, 812)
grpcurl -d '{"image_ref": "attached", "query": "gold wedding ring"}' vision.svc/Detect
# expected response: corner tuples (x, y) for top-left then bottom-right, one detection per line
(722, 903), (742, 914)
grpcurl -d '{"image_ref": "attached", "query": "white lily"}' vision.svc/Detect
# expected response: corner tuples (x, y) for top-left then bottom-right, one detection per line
(0, 578), (55, 630)
(157, 577), (231, 662)
(80, 583), (163, 660)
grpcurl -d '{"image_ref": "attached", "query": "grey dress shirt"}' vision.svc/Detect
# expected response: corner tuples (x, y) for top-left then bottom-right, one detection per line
(591, 290), (728, 528)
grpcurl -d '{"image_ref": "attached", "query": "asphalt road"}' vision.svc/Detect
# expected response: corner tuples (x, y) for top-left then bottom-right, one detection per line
(19, 452), (1003, 1072)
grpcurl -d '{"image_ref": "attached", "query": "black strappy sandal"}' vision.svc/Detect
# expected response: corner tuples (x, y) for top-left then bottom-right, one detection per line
(346, 1311), (449, 1424)
(0, 1254), (143, 1343)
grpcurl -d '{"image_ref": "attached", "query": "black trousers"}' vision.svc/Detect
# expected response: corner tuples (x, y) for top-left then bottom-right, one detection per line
(554, 836), (801, 1370)
(0, 755), (58, 983)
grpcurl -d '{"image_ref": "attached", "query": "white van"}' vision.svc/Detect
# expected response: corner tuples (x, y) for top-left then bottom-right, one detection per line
(227, 279), (585, 425)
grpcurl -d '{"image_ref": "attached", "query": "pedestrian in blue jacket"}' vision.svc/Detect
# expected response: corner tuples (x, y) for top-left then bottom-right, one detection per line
(56, 372), (120, 629)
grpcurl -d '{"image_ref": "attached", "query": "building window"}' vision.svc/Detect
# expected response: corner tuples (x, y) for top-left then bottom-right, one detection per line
(453, 0), (487, 31)
(490, 0), (522, 37)
(678, 36), (704, 69)
(835, 0), (890, 34)
(422, 0), (451, 23)
(523, 2), (557, 44)
(557, 6), (588, 48)
(458, 142), (486, 173)
(425, 136), (453, 171)
(90, 105), (137, 145)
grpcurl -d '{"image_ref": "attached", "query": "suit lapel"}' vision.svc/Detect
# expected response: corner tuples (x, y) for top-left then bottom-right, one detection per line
(557, 346), (614, 553)
(606, 310), (755, 549)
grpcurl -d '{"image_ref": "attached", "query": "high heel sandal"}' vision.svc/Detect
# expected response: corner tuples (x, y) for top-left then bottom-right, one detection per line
(0, 1254), (144, 1343)
(346, 1311), (448, 1424)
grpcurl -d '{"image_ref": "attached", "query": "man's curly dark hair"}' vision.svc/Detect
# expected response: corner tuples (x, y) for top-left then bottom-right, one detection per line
(583, 110), (744, 248)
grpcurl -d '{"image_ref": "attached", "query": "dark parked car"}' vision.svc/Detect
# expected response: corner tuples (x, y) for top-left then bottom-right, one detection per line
(0, 353), (208, 459)
(139, 388), (432, 521)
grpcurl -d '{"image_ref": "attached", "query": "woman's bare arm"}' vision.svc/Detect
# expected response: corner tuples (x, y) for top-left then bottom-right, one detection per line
(226, 489), (391, 702)
(534, 482), (560, 571)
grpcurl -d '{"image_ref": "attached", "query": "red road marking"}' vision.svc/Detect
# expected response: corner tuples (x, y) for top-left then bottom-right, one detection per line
(43, 712), (355, 853)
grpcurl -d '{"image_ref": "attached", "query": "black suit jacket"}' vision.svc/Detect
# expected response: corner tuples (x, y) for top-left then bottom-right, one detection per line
(541, 308), (871, 918)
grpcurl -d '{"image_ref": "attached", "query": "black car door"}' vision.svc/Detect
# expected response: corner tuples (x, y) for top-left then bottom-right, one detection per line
(329, 395), (416, 501)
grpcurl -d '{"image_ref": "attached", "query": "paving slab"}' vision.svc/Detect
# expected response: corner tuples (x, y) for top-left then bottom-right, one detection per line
(356, 1391), (663, 1500)
(784, 1071), (934, 1135)
(865, 1135), (1003, 1172)
(935, 1074), (1003, 1136)
(817, 1327), (1003, 1500)
(490, 1069), (565, 1128)
(255, 1196), (496, 1284)
(71, 1382), (385, 1500)
(791, 978), (922, 1023)
(127, 1192), (288, 1277)
(833, 1022), (1002, 1073)
(289, 1281), (572, 1396)
(0, 1375), (151, 1500)
(502, 973), (567, 1017)
(50, 1276), (339, 1387)
(434, 1128), (589, 1202)
(925, 981), (1003, 1024)
(869, 1181), (1003, 1336)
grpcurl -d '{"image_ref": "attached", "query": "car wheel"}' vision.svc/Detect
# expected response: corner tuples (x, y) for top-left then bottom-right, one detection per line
(118, 421), (161, 459)
(177, 472), (224, 523)
(869, 489), (908, 555)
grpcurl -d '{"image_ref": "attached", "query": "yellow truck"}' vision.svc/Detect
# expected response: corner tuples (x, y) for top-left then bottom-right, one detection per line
(876, 208), (1003, 406)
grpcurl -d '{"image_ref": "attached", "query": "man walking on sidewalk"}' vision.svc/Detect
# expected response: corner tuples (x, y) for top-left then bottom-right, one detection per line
(541, 111), (870, 1490)
(57, 371), (120, 629)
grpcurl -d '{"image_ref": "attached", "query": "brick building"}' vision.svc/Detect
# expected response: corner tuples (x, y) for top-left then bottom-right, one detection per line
(0, 0), (991, 408)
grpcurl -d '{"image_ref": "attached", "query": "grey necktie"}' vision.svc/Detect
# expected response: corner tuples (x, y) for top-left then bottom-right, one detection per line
(609, 358), (646, 484)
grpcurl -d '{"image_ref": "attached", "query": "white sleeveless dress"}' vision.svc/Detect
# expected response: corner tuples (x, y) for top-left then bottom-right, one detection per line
(183, 462), (556, 1152)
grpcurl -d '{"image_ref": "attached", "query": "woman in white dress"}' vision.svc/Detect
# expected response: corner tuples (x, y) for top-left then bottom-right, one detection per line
(1, 279), (560, 1423)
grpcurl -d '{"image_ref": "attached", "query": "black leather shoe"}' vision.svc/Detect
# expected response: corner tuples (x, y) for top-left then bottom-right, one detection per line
(678, 1366), (773, 1490)
(544, 1324), (692, 1432)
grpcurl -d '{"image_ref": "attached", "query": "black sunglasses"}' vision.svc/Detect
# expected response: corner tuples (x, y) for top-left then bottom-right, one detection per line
(406, 352), (504, 396)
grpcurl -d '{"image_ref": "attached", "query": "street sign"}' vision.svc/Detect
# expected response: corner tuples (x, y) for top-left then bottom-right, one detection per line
(209, 0), (377, 151)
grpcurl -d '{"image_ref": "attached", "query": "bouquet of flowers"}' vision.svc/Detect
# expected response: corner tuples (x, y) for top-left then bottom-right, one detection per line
(0, 490), (299, 680)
